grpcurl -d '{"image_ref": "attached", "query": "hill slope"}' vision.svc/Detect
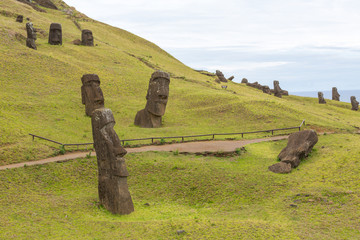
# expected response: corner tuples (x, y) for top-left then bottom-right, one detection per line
(1, 0), (360, 164)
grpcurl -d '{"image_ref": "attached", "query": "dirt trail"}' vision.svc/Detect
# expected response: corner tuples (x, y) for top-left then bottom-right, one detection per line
(0, 135), (288, 170)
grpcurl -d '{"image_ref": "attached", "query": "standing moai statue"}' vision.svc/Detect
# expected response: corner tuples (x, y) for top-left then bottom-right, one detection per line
(241, 78), (248, 84)
(81, 74), (104, 116)
(134, 70), (170, 128)
(332, 87), (340, 101)
(215, 70), (227, 82)
(48, 23), (62, 45)
(81, 29), (94, 46)
(273, 80), (282, 98)
(318, 92), (326, 104)
(26, 22), (37, 50)
(16, 15), (23, 23)
(351, 96), (359, 111)
(91, 108), (134, 215)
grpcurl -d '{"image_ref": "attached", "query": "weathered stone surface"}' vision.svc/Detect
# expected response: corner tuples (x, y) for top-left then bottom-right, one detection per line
(278, 130), (318, 168)
(228, 76), (234, 81)
(216, 70), (227, 82)
(281, 90), (289, 96)
(33, 0), (58, 10)
(81, 29), (93, 46)
(318, 92), (326, 104)
(26, 22), (37, 50)
(332, 87), (340, 101)
(48, 23), (62, 45)
(135, 71), (170, 128)
(241, 78), (248, 84)
(268, 162), (292, 174)
(261, 85), (271, 94)
(351, 96), (359, 111)
(273, 80), (282, 98)
(92, 108), (134, 215)
(81, 74), (104, 116)
(72, 39), (82, 45)
(16, 15), (23, 23)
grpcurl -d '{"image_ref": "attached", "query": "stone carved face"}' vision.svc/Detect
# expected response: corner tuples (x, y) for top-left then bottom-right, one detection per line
(81, 74), (104, 116)
(82, 29), (94, 46)
(145, 71), (170, 117)
(26, 22), (36, 40)
(49, 23), (62, 45)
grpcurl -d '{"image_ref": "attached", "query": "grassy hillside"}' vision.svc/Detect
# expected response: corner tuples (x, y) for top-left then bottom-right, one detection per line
(1, 134), (359, 239)
(1, 0), (360, 164)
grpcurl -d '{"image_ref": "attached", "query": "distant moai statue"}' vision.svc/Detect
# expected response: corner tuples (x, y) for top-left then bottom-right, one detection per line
(351, 96), (359, 111)
(228, 76), (234, 81)
(215, 70), (227, 82)
(81, 29), (94, 46)
(241, 78), (248, 84)
(16, 15), (23, 23)
(262, 85), (271, 94)
(81, 74), (104, 116)
(332, 87), (340, 101)
(26, 22), (37, 50)
(91, 108), (134, 215)
(48, 23), (62, 45)
(134, 70), (170, 128)
(318, 92), (326, 104)
(273, 80), (282, 98)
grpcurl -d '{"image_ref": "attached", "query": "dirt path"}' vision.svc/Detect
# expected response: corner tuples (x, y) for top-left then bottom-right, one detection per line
(0, 135), (288, 170)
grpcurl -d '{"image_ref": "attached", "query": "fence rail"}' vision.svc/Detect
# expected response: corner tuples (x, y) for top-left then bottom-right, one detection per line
(29, 119), (305, 150)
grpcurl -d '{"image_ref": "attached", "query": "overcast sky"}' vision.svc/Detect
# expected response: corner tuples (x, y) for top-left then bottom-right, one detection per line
(64, 0), (360, 92)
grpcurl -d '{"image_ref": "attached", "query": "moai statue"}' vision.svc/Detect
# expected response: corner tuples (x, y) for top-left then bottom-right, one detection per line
(332, 87), (340, 101)
(26, 22), (37, 50)
(92, 108), (134, 215)
(273, 80), (282, 98)
(262, 85), (271, 94)
(16, 15), (23, 23)
(318, 92), (326, 104)
(215, 70), (227, 82)
(228, 76), (234, 81)
(134, 70), (170, 128)
(81, 29), (94, 46)
(351, 96), (359, 111)
(81, 74), (104, 116)
(241, 78), (248, 84)
(48, 23), (62, 45)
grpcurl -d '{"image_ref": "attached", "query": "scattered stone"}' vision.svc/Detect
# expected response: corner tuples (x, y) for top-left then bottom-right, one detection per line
(290, 204), (298, 208)
(81, 29), (94, 46)
(25, 22), (37, 50)
(268, 162), (292, 174)
(228, 76), (234, 81)
(144, 203), (150, 206)
(91, 108), (134, 215)
(332, 87), (340, 101)
(261, 85), (271, 94)
(177, 230), (186, 235)
(215, 70), (227, 82)
(273, 80), (282, 98)
(351, 96), (358, 111)
(81, 74), (104, 116)
(241, 78), (248, 84)
(134, 71), (170, 128)
(16, 15), (23, 23)
(318, 92), (326, 104)
(48, 23), (62, 45)
(72, 39), (82, 45)
(33, 0), (58, 10)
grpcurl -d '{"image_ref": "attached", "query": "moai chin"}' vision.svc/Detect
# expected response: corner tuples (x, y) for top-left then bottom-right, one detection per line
(351, 96), (359, 111)
(16, 15), (23, 23)
(81, 74), (104, 116)
(332, 87), (340, 101)
(318, 92), (326, 104)
(26, 22), (37, 50)
(48, 23), (62, 45)
(134, 71), (170, 128)
(91, 108), (134, 215)
(273, 80), (282, 98)
(81, 29), (94, 46)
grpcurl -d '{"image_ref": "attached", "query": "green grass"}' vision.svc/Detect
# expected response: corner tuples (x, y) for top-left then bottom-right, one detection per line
(1, 0), (360, 164)
(0, 134), (359, 239)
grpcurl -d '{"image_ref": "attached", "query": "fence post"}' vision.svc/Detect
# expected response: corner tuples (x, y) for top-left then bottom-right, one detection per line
(122, 140), (124, 145)
(212, 134), (214, 140)
(151, 138), (154, 144)
(182, 137), (184, 142)
(271, 130), (274, 135)
(241, 133), (243, 138)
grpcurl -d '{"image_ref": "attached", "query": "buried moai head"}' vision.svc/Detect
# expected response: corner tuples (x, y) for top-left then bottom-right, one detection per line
(351, 96), (359, 111)
(91, 108), (134, 215)
(48, 23), (62, 45)
(318, 92), (326, 104)
(26, 22), (37, 50)
(81, 74), (104, 116)
(332, 87), (340, 101)
(273, 80), (282, 98)
(134, 71), (170, 128)
(16, 15), (23, 23)
(81, 29), (93, 46)
(215, 70), (227, 82)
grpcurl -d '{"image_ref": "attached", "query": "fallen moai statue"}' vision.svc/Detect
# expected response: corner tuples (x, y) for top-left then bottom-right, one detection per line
(269, 130), (318, 173)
